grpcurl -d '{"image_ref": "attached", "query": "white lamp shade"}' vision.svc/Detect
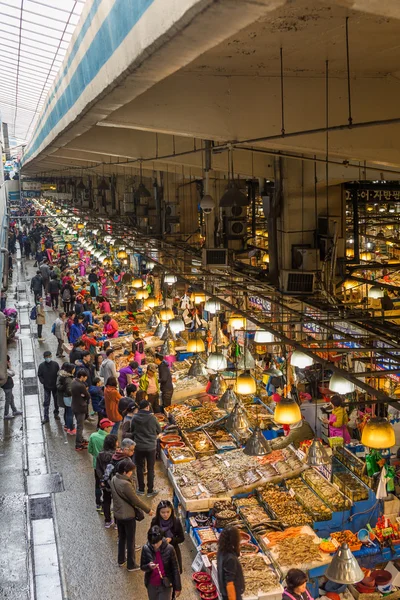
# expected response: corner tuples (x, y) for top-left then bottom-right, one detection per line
(329, 373), (355, 394)
(204, 299), (221, 314)
(207, 353), (227, 371)
(164, 274), (177, 285)
(254, 329), (274, 344)
(290, 350), (313, 369)
(369, 285), (384, 299)
(169, 317), (185, 333)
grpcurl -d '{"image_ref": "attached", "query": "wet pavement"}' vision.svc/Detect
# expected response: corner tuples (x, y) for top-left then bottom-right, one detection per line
(6, 255), (199, 600)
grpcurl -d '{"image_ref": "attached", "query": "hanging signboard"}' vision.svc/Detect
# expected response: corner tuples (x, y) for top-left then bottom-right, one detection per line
(345, 189), (400, 202)
(21, 181), (41, 191)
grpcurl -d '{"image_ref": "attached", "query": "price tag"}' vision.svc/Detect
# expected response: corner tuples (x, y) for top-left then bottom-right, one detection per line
(263, 536), (270, 545)
(288, 488), (295, 498)
(182, 475), (188, 484)
(224, 460), (230, 468)
(189, 517), (198, 528)
(192, 552), (204, 572)
(383, 527), (393, 536)
(331, 538), (340, 549)
(198, 483), (208, 494)
(202, 555), (211, 568)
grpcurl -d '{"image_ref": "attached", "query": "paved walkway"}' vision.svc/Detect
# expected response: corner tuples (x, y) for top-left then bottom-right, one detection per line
(1, 251), (198, 600)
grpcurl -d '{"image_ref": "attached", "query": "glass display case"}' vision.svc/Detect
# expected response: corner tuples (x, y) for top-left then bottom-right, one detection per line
(286, 477), (332, 521)
(331, 458), (369, 502)
(302, 468), (352, 511)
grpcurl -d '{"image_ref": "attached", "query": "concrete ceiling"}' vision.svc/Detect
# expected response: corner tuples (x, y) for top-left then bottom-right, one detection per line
(22, 0), (400, 179)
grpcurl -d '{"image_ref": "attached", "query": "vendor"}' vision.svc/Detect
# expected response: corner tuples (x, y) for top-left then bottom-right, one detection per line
(323, 394), (351, 443)
(283, 569), (312, 600)
(103, 314), (119, 338)
(139, 364), (160, 413)
(270, 417), (314, 450)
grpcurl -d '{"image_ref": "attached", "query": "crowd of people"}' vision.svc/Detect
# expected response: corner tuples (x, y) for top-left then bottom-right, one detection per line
(3, 205), (316, 600)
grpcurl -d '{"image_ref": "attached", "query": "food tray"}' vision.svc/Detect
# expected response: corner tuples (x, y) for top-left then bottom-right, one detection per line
(182, 430), (216, 457)
(285, 477), (332, 522)
(168, 446), (196, 464)
(332, 472), (369, 503)
(259, 485), (313, 528)
(204, 427), (238, 451)
(267, 525), (331, 576)
(302, 468), (352, 511)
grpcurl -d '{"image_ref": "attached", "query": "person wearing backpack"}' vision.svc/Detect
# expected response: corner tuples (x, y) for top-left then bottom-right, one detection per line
(30, 270), (43, 303)
(48, 275), (61, 309)
(96, 434), (118, 526)
(88, 418), (114, 511)
(56, 362), (75, 434)
(53, 312), (66, 358)
(61, 283), (74, 313)
(110, 458), (154, 571)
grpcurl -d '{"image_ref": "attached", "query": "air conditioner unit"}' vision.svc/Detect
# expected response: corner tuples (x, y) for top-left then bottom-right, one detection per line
(224, 205), (247, 218)
(225, 218), (247, 239)
(165, 204), (179, 217)
(280, 270), (316, 294)
(317, 216), (339, 237)
(202, 248), (229, 268)
(292, 246), (320, 271)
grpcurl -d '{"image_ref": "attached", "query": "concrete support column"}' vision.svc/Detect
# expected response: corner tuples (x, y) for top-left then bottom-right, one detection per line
(276, 157), (345, 280)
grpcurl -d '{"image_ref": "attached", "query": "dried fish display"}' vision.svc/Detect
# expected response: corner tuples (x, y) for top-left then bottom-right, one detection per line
(240, 555), (281, 595)
(167, 401), (224, 430)
(197, 528), (219, 543)
(272, 533), (324, 567)
(205, 427), (238, 450)
(282, 447), (304, 471)
(245, 405), (274, 429)
(302, 469), (352, 511)
(234, 496), (259, 507)
(240, 505), (274, 529)
(168, 446), (195, 464)
(286, 477), (332, 521)
(260, 484), (313, 527)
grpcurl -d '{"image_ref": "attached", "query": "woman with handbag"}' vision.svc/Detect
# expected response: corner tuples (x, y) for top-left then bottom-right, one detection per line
(151, 500), (185, 573)
(110, 458), (153, 572)
(141, 525), (182, 599)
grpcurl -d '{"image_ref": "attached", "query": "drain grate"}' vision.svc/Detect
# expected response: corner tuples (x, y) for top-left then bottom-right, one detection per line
(27, 473), (64, 496)
(22, 361), (35, 369)
(24, 385), (39, 395)
(29, 496), (53, 520)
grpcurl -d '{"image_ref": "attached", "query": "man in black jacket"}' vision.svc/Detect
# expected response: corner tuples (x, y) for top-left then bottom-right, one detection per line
(38, 351), (60, 424)
(75, 351), (95, 387)
(130, 400), (161, 497)
(30, 270), (43, 304)
(71, 369), (90, 451)
(154, 353), (174, 408)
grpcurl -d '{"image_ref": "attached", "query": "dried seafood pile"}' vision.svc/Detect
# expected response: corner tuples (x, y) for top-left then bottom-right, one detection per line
(273, 534), (324, 567)
(166, 402), (223, 430)
(261, 484), (312, 527)
(303, 469), (352, 510)
(184, 431), (214, 454)
(240, 555), (280, 595)
(287, 477), (332, 521)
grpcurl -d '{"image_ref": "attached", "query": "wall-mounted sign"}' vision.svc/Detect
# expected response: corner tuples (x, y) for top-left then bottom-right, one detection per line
(345, 189), (400, 202)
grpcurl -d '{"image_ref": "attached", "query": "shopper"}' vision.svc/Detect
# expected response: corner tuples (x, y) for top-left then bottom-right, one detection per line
(48, 275), (61, 309)
(140, 525), (182, 599)
(96, 433), (118, 526)
(1, 355), (22, 420)
(71, 369), (90, 451)
(130, 399), (161, 497)
(75, 351), (95, 387)
(104, 376), (123, 435)
(30, 270), (43, 303)
(151, 500), (184, 573)
(69, 314), (85, 344)
(89, 377), (106, 424)
(118, 383), (138, 418)
(217, 526), (245, 600)
(61, 282), (74, 313)
(99, 348), (118, 382)
(36, 297), (46, 341)
(39, 261), (51, 293)
(98, 296), (111, 313)
(154, 354), (174, 408)
(121, 401), (139, 437)
(88, 269), (99, 298)
(56, 362), (75, 434)
(283, 569), (311, 600)
(38, 351), (60, 424)
(53, 311), (66, 358)
(118, 360), (139, 394)
(139, 364), (161, 413)
(110, 458), (153, 571)
(88, 418), (114, 510)
(69, 340), (86, 365)
(103, 314), (119, 338)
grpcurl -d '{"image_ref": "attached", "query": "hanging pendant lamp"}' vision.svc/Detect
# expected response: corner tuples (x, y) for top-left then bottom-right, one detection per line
(188, 355), (205, 378)
(254, 329), (274, 344)
(273, 397), (301, 425)
(187, 338), (205, 353)
(369, 285), (384, 299)
(147, 313), (158, 328)
(207, 352), (227, 371)
(190, 291), (207, 304)
(161, 338), (175, 356)
(164, 274), (177, 285)
(228, 313), (246, 330)
(329, 373), (355, 394)
(217, 387), (238, 412)
(361, 417), (395, 449)
(161, 324), (176, 342)
(208, 373), (227, 396)
(98, 177), (110, 191)
(144, 297), (158, 309)
(235, 371), (257, 395)
(290, 350), (313, 369)
(154, 322), (165, 338)
(204, 298), (221, 313)
(244, 427), (272, 456)
(226, 402), (251, 437)
(132, 278), (144, 289)
(169, 317), (185, 334)
(307, 439), (331, 467)
(325, 543), (364, 584)
(160, 307), (174, 322)
(237, 348), (256, 370)
(136, 289), (149, 300)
